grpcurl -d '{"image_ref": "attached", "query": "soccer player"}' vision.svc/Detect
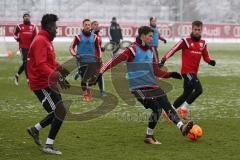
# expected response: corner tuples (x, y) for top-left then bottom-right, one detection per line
(108, 17), (123, 56)
(27, 14), (70, 155)
(149, 17), (167, 60)
(13, 12), (37, 85)
(99, 26), (193, 144)
(91, 21), (105, 96)
(70, 19), (102, 101)
(159, 21), (216, 120)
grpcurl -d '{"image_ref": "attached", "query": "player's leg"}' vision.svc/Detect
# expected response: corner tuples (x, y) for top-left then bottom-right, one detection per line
(21, 48), (29, 79)
(42, 89), (66, 155)
(112, 42), (120, 56)
(156, 92), (193, 136)
(27, 89), (56, 146)
(97, 74), (105, 96)
(173, 74), (194, 109)
(79, 65), (91, 101)
(14, 49), (24, 85)
(136, 97), (162, 144)
(154, 47), (159, 60)
(27, 88), (66, 155)
(172, 74), (194, 119)
(186, 75), (203, 105)
(73, 60), (80, 80)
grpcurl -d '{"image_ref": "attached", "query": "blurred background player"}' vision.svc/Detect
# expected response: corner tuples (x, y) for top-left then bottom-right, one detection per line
(13, 12), (37, 85)
(160, 20), (216, 120)
(149, 17), (167, 60)
(99, 26), (193, 144)
(108, 17), (123, 56)
(70, 19), (102, 101)
(26, 14), (70, 155)
(91, 21), (105, 96)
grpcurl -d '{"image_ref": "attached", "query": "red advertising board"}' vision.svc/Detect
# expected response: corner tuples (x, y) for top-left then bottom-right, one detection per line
(1, 21), (240, 38)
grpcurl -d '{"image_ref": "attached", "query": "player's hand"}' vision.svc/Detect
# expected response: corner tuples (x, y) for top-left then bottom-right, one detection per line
(159, 59), (165, 67)
(56, 66), (70, 77)
(163, 39), (167, 44)
(171, 72), (182, 80)
(209, 60), (216, 66)
(58, 75), (70, 89)
(101, 47), (105, 52)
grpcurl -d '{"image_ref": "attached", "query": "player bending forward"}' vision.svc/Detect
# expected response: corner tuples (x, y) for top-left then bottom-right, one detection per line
(99, 26), (194, 144)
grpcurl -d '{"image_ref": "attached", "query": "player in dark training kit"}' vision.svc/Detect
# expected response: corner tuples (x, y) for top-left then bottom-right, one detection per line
(99, 26), (193, 144)
(160, 21), (216, 120)
(26, 14), (70, 155)
(13, 13), (37, 85)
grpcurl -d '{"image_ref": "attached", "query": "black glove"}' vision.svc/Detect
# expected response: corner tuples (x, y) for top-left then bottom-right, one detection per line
(159, 59), (165, 67)
(163, 39), (167, 44)
(101, 47), (105, 52)
(209, 60), (216, 66)
(16, 38), (20, 42)
(56, 66), (70, 78)
(171, 72), (182, 79)
(58, 75), (70, 89)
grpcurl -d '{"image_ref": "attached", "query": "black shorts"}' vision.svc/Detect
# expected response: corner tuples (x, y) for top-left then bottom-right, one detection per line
(132, 87), (167, 113)
(34, 88), (62, 113)
(20, 48), (29, 62)
(182, 73), (202, 91)
(78, 60), (102, 84)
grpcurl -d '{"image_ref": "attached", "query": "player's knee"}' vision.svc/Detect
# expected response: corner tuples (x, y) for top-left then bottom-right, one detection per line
(195, 87), (203, 96)
(54, 102), (67, 121)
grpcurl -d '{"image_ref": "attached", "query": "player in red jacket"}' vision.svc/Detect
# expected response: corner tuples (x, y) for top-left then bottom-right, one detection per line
(160, 21), (216, 120)
(13, 13), (37, 85)
(27, 14), (70, 155)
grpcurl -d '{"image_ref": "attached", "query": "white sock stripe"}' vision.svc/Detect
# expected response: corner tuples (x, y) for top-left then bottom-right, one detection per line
(42, 89), (56, 110)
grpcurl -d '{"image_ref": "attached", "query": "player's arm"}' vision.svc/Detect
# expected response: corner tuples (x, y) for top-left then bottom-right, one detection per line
(13, 24), (20, 42)
(33, 40), (56, 76)
(108, 26), (113, 41)
(69, 35), (80, 57)
(202, 43), (216, 66)
(34, 40), (69, 88)
(159, 34), (167, 43)
(32, 25), (38, 38)
(94, 34), (102, 58)
(153, 54), (182, 79)
(100, 48), (133, 74)
(160, 39), (185, 66)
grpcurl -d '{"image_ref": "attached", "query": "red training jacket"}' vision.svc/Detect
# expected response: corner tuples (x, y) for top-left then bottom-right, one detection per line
(100, 41), (172, 89)
(13, 23), (37, 49)
(27, 30), (60, 91)
(162, 37), (211, 75)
